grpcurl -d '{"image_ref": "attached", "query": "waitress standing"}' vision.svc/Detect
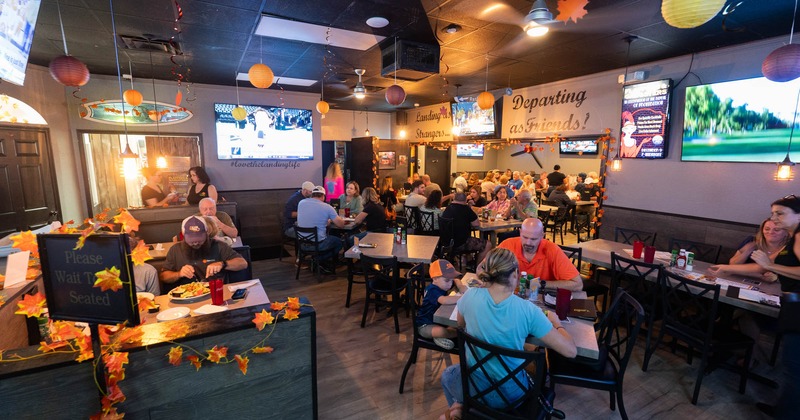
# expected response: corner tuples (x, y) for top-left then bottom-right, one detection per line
(141, 167), (177, 207)
(186, 166), (218, 206)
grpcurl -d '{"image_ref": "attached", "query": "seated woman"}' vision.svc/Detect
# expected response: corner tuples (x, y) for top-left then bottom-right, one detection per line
(480, 172), (496, 200)
(379, 176), (397, 209)
(467, 186), (488, 208)
(346, 187), (388, 248)
(485, 185), (511, 217)
(339, 181), (363, 215)
(140, 167), (178, 207)
(547, 184), (576, 209)
(420, 190), (444, 231)
(439, 248), (577, 420)
(521, 174), (535, 192)
(709, 219), (789, 279)
(565, 180), (580, 201)
(186, 166), (218, 205)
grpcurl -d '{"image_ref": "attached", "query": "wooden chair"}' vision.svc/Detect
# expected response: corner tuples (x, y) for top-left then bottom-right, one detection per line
(398, 264), (459, 394)
(613, 227), (657, 245)
(644, 270), (754, 404)
(458, 329), (564, 420)
(559, 244), (608, 313)
(360, 254), (408, 334)
(668, 238), (722, 264)
(548, 289), (645, 420)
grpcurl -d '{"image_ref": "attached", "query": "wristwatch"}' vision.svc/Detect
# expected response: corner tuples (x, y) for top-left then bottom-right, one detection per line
(220, 260), (228, 270)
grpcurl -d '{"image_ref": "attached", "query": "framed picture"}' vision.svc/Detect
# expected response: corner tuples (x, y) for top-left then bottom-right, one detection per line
(378, 151), (396, 169)
(398, 154), (408, 166)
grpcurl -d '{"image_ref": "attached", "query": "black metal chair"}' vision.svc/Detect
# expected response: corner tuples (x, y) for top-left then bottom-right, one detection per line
(403, 205), (421, 233)
(543, 207), (569, 244)
(643, 270), (754, 405)
(295, 225), (336, 281)
(360, 254), (408, 334)
(668, 238), (723, 264)
(613, 227), (657, 245)
(278, 210), (296, 262)
(574, 213), (592, 243)
(559, 244), (608, 313)
(439, 215), (479, 272)
(458, 329), (564, 420)
(547, 289), (645, 420)
(416, 209), (439, 236)
(398, 263), (459, 394)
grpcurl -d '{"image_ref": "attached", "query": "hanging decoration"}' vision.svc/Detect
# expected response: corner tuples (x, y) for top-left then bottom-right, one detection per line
(776, 88), (800, 181)
(385, 37), (406, 106)
(555, 0), (590, 24)
(249, 37), (274, 88)
(661, 0), (725, 29)
(478, 55), (493, 110)
(231, 74), (247, 121)
(763, 0), (800, 82)
(49, 0), (90, 89)
(123, 61), (143, 106)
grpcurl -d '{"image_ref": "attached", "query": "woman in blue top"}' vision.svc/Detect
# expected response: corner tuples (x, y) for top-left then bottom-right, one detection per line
(439, 248), (577, 420)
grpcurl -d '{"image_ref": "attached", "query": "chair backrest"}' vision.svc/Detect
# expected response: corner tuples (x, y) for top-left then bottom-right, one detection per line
(668, 238), (722, 264)
(573, 213), (591, 242)
(417, 210), (437, 235)
(542, 199), (558, 207)
(558, 244), (582, 270)
(403, 206), (421, 230)
(537, 211), (550, 226)
(438, 215), (455, 256)
(458, 329), (548, 420)
(609, 252), (663, 314)
(614, 227), (657, 246)
(360, 254), (400, 287)
(658, 270), (721, 344)
(294, 225), (319, 250)
(406, 263), (430, 310)
(551, 207), (569, 224)
(597, 289), (645, 383)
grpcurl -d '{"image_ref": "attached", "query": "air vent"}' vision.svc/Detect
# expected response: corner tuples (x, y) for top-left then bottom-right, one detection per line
(120, 35), (181, 55)
(381, 39), (440, 81)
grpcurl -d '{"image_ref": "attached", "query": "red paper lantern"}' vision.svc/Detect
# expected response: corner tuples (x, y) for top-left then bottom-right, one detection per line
(762, 44), (800, 82)
(385, 84), (406, 106)
(123, 89), (143, 106)
(49, 55), (90, 87)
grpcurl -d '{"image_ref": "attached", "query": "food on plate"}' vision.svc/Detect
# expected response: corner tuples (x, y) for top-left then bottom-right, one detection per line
(170, 282), (210, 298)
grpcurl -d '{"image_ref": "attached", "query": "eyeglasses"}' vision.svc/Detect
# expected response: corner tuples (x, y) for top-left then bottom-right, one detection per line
(784, 194), (797, 200)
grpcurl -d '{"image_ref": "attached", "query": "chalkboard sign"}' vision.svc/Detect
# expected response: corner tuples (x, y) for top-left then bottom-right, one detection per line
(38, 233), (139, 325)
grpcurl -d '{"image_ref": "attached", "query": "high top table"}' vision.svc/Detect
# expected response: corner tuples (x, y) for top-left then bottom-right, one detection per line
(344, 232), (439, 264)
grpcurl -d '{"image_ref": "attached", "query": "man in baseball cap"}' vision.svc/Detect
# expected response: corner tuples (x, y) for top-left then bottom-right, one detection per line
(415, 258), (466, 350)
(296, 184), (346, 274)
(283, 181), (315, 238)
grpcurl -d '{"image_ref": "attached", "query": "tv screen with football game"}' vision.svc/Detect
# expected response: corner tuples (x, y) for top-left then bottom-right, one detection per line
(456, 144), (484, 158)
(559, 140), (598, 155)
(451, 100), (498, 140)
(214, 103), (313, 160)
(619, 79), (672, 159)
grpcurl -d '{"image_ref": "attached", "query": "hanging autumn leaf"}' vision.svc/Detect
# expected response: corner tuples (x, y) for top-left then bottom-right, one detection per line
(15, 292), (46, 317)
(130, 240), (152, 266)
(164, 323), (190, 340)
(167, 346), (183, 366)
(113, 209), (141, 233)
(187, 355), (202, 371)
(206, 345), (228, 364)
(38, 340), (69, 352)
(283, 309), (300, 321)
(112, 325), (144, 346)
(94, 266), (123, 292)
(138, 296), (157, 312)
(103, 351), (129, 376)
(75, 226), (96, 250)
(286, 297), (301, 311)
(90, 406), (124, 420)
(10, 230), (39, 257)
(556, 0), (589, 23)
(51, 321), (84, 342)
(252, 309), (274, 331)
(76, 334), (94, 362)
(252, 346), (274, 354)
(270, 302), (286, 311)
(103, 383), (126, 406)
(234, 354), (249, 375)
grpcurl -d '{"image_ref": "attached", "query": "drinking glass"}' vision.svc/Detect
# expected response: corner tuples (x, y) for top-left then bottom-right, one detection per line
(643, 246), (656, 264)
(211, 278), (224, 305)
(632, 240), (644, 259)
(555, 288), (572, 320)
(344, 208), (351, 218)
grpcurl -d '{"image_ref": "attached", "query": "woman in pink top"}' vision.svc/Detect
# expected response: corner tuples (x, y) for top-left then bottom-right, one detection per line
(486, 185), (511, 216)
(324, 162), (344, 201)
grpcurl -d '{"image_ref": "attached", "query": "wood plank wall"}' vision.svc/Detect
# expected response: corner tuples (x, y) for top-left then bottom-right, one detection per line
(219, 189), (295, 249)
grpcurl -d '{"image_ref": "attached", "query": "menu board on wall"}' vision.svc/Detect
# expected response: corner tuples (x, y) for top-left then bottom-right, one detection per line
(162, 156), (191, 204)
(619, 79), (672, 159)
(38, 234), (139, 325)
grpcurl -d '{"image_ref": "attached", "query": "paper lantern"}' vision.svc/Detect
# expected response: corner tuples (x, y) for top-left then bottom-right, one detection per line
(477, 91), (495, 110)
(248, 63), (274, 89)
(316, 100), (330, 115)
(385, 84), (406, 106)
(123, 89), (143, 106)
(49, 55), (90, 87)
(175, 90), (183, 106)
(762, 44), (800, 82)
(661, 0), (725, 29)
(231, 106), (247, 121)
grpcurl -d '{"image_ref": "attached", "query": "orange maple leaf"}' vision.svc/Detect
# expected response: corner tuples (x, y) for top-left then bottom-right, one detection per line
(252, 309), (274, 331)
(103, 351), (129, 375)
(38, 340), (69, 352)
(283, 309), (300, 321)
(113, 325), (144, 345)
(206, 345), (228, 363)
(187, 355), (202, 371)
(15, 292), (46, 318)
(556, 0), (588, 23)
(137, 296), (157, 312)
(252, 346), (274, 354)
(130, 240), (152, 266)
(113, 209), (140, 233)
(270, 302), (287, 311)
(90, 407), (124, 420)
(94, 267), (123, 292)
(104, 383), (126, 405)
(167, 346), (183, 366)
(94, 208), (111, 222)
(234, 354), (249, 375)
(164, 323), (190, 340)
(76, 335), (94, 362)
(286, 297), (301, 311)
(10, 230), (39, 258)
(51, 321), (84, 342)
(55, 220), (76, 233)
(75, 226), (96, 250)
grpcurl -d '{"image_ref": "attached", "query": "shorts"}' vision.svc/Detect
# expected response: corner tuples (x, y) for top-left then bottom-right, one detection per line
(418, 324), (434, 338)
(455, 236), (486, 253)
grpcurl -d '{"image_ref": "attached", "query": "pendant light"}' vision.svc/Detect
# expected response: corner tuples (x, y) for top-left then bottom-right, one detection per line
(661, 0), (725, 29)
(316, 78), (330, 118)
(249, 37), (274, 89)
(364, 108), (370, 136)
(123, 61), (143, 106)
(354, 69), (366, 100)
(49, 0), (90, 87)
(613, 36), (637, 172)
(231, 73), (247, 121)
(763, 0), (800, 82)
(385, 37), (406, 106)
(776, 88), (800, 181)
(109, 0), (138, 179)
(477, 55), (494, 110)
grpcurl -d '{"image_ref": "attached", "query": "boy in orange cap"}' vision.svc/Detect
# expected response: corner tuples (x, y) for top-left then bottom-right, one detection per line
(416, 259), (467, 349)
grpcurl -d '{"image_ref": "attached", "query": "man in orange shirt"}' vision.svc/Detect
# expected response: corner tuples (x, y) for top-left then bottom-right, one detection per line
(482, 218), (582, 291)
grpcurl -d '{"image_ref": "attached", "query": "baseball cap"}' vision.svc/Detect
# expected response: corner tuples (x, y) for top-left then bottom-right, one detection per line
(181, 216), (208, 243)
(301, 181), (314, 191)
(311, 186), (326, 195)
(430, 259), (460, 279)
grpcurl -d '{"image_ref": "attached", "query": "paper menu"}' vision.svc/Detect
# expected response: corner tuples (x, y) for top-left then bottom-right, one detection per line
(449, 305), (459, 322)
(4, 250), (30, 288)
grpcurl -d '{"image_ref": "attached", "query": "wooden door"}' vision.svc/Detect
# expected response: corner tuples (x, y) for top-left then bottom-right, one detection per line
(0, 126), (60, 237)
(424, 147), (450, 191)
(349, 136), (377, 190)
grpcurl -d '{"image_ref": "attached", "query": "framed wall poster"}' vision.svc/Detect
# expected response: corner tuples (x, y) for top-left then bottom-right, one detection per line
(378, 151), (396, 169)
(398, 155), (407, 166)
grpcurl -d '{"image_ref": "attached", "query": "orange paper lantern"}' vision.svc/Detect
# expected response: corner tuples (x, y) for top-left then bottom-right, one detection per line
(248, 63), (274, 89)
(123, 89), (143, 106)
(175, 90), (183, 106)
(661, 0), (725, 29)
(385, 84), (406, 106)
(231, 106), (247, 121)
(49, 55), (90, 87)
(762, 44), (800, 82)
(316, 100), (330, 115)
(477, 91), (495, 110)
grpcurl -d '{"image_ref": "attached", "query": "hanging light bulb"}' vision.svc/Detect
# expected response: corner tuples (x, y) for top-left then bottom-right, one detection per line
(610, 153), (622, 172)
(776, 89), (800, 181)
(120, 136), (139, 179)
(354, 69), (366, 99)
(364, 108), (370, 136)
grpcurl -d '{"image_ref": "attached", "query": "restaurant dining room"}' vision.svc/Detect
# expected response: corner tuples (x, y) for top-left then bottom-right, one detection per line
(2, 0), (800, 418)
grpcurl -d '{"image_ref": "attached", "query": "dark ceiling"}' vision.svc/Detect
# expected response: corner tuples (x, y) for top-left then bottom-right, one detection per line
(26, 0), (799, 112)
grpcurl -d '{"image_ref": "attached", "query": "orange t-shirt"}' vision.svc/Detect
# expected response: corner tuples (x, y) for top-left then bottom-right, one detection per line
(498, 237), (579, 281)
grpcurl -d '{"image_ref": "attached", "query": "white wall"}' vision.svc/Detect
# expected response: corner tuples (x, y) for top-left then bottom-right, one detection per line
(321, 109), (392, 140)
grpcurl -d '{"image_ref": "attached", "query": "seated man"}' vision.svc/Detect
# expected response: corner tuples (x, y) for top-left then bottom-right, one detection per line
(441, 192), (492, 263)
(283, 181), (314, 238)
(297, 186), (346, 272)
(160, 216), (248, 286)
(197, 197), (238, 245)
(497, 189), (539, 242)
(488, 218), (583, 292)
(404, 180), (427, 208)
(127, 235), (160, 295)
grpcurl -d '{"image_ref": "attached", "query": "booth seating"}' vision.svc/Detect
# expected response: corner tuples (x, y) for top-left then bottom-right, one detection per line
(127, 202), (239, 244)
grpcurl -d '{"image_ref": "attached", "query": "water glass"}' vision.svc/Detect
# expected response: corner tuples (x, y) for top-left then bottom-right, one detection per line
(632, 240), (644, 259)
(555, 288), (572, 320)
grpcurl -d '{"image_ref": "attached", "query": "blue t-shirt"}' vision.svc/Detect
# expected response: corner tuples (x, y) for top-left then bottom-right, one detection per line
(297, 197), (338, 240)
(283, 190), (305, 229)
(416, 283), (448, 326)
(457, 287), (553, 408)
(509, 179), (523, 190)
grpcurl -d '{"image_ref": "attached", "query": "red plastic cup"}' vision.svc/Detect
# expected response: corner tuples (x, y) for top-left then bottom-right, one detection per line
(632, 240), (644, 259)
(555, 288), (572, 320)
(344, 208), (351, 218)
(643, 245), (656, 264)
(211, 278), (224, 305)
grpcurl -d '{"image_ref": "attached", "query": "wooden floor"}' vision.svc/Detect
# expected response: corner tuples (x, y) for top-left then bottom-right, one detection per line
(252, 232), (779, 419)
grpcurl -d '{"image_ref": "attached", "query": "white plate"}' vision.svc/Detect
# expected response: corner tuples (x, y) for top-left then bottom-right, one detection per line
(136, 292), (155, 301)
(193, 304), (229, 315)
(169, 282), (211, 303)
(156, 307), (190, 322)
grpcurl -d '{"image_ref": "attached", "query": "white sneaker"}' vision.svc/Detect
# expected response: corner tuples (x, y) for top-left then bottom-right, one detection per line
(434, 337), (455, 350)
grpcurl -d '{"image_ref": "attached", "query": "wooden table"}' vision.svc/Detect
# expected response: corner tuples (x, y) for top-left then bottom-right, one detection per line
(477, 218), (523, 246)
(142, 279), (270, 324)
(344, 232), (439, 264)
(573, 239), (781, 318)
(433, 274), (599, 359)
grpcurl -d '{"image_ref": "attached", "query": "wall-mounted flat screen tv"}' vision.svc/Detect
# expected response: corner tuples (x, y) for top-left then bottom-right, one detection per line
(620, 79), (672, 159)
(451, 100), (499, 140)
(559, 140), (598, 155)
(0, 0), (41, 85)
(456, 144), (484, 157)
(682, 76), (800, 162)
(214, 103), (313, 160)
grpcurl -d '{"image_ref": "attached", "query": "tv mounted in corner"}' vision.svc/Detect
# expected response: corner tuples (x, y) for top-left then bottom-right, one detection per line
(456, 144), (484, 158)
(214, 103), (313, 160)
(559, 140), (598, 155)
(619, 79), (672, 159)
(0, 0), (41, 86)
(451, 100), (500, 140)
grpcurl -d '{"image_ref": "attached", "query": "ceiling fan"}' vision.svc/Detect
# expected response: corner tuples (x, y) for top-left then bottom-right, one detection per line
(510, 142), (544, 168)
(328, 68), (376, 102)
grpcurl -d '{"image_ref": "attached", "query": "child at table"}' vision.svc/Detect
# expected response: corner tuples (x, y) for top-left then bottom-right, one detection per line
(416, 259), (467, 349)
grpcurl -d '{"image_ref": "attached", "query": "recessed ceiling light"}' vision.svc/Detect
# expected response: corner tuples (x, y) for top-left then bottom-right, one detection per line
(366, 17), (389, 28)
(443, 23), (461, 34)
